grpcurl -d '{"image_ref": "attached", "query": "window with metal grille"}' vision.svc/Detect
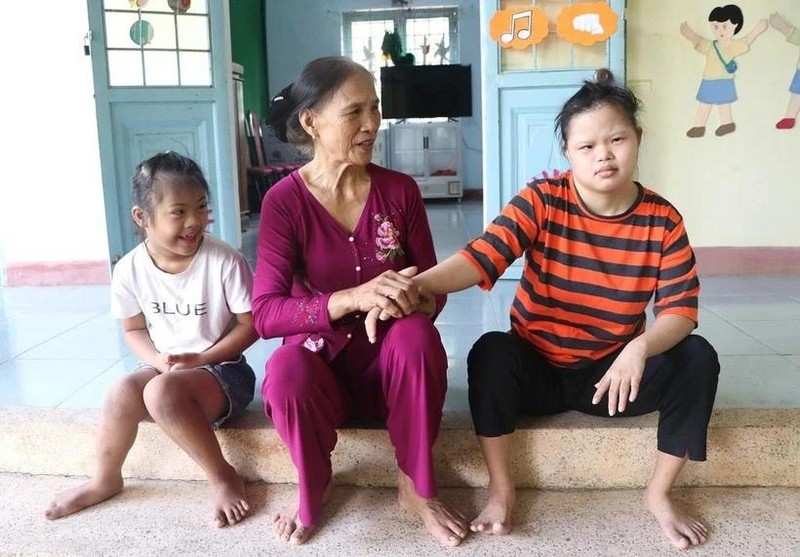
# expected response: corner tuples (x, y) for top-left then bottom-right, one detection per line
(342, 7), (459, 97)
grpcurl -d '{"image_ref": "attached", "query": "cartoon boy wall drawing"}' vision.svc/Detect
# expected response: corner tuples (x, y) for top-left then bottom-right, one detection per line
(769, 12), (800, 130)
(681, 5), (767, 138)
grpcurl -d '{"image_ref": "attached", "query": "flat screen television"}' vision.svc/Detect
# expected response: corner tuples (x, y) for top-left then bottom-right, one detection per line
(380, 64), (472, 120)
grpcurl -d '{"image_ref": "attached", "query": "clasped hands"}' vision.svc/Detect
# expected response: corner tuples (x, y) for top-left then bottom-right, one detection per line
(349, 266), (433, 343)
(156, 352), (203, 373)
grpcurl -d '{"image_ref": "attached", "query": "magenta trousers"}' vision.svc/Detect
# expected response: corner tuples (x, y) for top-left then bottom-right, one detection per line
(261, 313), (448, 527)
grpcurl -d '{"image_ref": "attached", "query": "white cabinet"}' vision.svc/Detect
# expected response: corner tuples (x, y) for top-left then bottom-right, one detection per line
(371, 127), (388, 168)
(389, 121), (462, 199)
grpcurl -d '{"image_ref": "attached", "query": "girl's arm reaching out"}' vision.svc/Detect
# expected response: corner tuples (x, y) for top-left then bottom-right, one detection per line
(413, 252), (484, 296)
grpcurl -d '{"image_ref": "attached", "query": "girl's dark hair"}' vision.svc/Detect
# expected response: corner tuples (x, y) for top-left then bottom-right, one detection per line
(131, 151), (210, 232)
(267, 56), (374, 146)
(709, 4), (744, 34)
(554, 69), (642, 150)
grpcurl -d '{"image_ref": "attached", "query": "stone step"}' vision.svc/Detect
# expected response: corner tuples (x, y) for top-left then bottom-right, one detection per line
(3, 473), (799, 556)
(1, 407), (798, 488)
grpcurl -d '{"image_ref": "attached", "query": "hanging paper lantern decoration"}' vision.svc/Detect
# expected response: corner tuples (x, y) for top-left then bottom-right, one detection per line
(130, 20), (154, 46)
(167, 0), (191, 14)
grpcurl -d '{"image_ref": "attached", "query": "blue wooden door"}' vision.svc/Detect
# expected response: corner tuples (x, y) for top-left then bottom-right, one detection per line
(481, 0), (626, 279)
(87, 0), (238, 263)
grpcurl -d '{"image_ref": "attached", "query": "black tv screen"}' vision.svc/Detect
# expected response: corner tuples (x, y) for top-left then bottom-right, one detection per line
(380, 64), (472, 120)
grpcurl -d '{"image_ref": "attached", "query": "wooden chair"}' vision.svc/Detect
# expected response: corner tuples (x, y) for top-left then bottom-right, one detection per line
(244, 111), (281, 211)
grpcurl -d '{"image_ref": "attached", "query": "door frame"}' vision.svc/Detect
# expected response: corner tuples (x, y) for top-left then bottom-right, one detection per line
(87, 0), (240, 263)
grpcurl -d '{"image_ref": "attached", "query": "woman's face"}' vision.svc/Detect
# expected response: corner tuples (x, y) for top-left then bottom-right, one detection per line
(564, 103), (640, 208)
(308, 72), (381, 167)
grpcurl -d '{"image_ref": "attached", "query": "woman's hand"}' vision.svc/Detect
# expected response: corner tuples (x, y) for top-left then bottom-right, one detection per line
(347, 266), (420, 317)
(592, 338), (647, 416)
(364, 284), (435, 344)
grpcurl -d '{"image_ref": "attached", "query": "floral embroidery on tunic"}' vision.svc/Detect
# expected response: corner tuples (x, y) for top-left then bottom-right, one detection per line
(373, 213), (404, 262)
(292, 297), (320, 326)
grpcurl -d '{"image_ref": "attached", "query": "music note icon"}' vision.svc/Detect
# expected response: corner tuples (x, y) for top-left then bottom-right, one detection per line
(500, 10), (533, 43)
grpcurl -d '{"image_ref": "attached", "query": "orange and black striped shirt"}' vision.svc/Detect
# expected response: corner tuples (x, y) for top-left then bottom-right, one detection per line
(460, 172), (699, 369)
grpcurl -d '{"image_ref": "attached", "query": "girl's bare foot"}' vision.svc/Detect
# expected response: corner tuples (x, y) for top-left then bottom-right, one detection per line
(273, 481), (331, 545)
(397, 472), (468, 547)
(471, 486), (515, 535)
(210, 471), (250, 528)
(645, 488), (709, 550)
(44, 475), (124, 520)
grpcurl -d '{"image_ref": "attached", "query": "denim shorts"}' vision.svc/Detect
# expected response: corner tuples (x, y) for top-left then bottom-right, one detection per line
(201, 356), (256, 428)
(135, 355), (255, 428)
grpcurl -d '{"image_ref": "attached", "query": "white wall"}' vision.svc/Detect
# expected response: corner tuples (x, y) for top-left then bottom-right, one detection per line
(265, 0), (483, 190)
(0, 2), (108, 278)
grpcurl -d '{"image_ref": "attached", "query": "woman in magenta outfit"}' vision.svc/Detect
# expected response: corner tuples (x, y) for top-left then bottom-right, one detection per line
(252, 56), (468, 547)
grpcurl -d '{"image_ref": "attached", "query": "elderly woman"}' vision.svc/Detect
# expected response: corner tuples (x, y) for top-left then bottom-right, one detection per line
(252, 56), (468, 546)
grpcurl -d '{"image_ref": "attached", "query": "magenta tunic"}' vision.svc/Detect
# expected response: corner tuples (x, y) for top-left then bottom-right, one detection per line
(252, 163), (445, 356)
(252, 164), (449, 528)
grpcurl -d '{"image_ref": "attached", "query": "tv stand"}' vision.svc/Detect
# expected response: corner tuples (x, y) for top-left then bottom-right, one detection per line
(388, 121), (462, 200)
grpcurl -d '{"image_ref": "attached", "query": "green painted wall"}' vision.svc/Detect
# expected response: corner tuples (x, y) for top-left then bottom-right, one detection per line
(230, 0), (268, 117)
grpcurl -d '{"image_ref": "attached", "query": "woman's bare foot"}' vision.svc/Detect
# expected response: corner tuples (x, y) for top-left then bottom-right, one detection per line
(645, 488), (709, 549)
(471, 485), (515, 535)
(273, 481), (332, 545)
(210, 470), (250, 528)
(44, 475), (124, 520)
(397, 472), (468, 547)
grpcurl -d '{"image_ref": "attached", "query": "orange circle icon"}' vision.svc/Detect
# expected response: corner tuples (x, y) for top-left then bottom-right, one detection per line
(489, 7), (549, 50)
(556, 2), (618, 46)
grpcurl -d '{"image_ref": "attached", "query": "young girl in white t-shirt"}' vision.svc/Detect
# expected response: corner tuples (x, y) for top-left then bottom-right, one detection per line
(45, 151), (258, 528)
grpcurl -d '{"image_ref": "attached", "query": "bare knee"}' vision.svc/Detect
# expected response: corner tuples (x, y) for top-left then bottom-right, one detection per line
(142, 373), (187, 419)
(103, 374), (152, 423)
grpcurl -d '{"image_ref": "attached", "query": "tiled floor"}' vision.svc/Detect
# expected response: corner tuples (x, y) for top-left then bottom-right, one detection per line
(1, 200), (799, 412)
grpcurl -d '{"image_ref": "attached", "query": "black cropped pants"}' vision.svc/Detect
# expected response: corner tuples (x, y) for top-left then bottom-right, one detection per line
(467, 332), (720, 461)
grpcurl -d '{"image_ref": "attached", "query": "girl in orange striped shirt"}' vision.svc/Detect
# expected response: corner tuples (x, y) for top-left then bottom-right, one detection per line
(367, 70), (720, 550)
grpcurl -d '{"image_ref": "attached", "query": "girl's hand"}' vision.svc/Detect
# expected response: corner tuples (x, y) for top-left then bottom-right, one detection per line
(165, 352), (202, 372)
(592, 339), (647, 416)
(348, 266), (420, 317)
(153, 353), (173, 374)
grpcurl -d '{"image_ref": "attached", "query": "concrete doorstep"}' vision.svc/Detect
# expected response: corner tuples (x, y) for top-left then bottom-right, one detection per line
(1, 407), (798, 489)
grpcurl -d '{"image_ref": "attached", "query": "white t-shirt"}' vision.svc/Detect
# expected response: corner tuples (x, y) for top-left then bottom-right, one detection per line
(111, 234), (254, 355)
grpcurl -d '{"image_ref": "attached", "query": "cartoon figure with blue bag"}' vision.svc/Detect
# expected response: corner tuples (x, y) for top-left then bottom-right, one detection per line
(769, 12), (800, 130)
(681, 5), (767, 138)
